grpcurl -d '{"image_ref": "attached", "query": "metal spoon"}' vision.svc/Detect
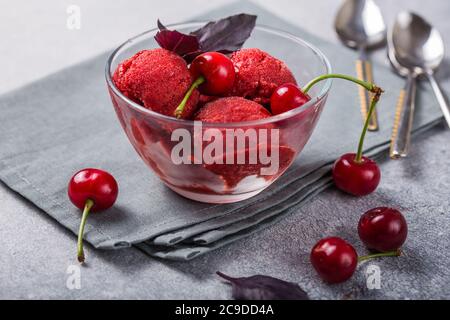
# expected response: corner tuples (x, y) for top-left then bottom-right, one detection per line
(388, 12), (450, 159)
(335, 0), (386, 131)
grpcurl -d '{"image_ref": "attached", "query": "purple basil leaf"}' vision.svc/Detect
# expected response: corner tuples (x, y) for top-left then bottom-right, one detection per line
(217, 271), (309, 300)
(157, 19), (167, 30)
(154, 20), (200, 57)
(191, 13), (257, 53)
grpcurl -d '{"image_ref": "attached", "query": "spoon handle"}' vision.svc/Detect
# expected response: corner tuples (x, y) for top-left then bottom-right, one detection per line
(390, 73), (417, 159)
(356, 50), (378, 131)
(426, 72), (450, 128)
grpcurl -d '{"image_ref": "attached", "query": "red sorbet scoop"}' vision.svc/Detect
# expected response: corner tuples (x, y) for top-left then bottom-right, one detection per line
(195, 97), (295, 189)
(194, 97), (271, 122)
(229, 48), (297, 105)
(113, 48), (199, 118)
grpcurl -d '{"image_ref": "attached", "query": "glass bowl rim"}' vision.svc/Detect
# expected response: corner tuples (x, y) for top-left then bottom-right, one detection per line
(105, 21), (332, 127)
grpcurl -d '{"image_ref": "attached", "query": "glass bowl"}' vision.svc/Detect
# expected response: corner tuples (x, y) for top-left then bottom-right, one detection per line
(106, 22), (332, 203)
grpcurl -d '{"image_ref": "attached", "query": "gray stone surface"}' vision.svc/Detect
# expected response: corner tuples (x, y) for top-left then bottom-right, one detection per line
(1, 0), (449, 299)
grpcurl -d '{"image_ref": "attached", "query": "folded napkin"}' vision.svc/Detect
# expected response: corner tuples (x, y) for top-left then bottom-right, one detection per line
(0, 1), (444, 261)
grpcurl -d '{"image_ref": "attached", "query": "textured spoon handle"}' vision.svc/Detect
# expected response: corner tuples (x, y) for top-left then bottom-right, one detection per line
(390, 73), (417, 159)
(427, 72), (450, 128)
(356, 59), (378, 131)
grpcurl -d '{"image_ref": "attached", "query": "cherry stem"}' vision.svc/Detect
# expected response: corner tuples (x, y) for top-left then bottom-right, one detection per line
(77, 198), (94, 263)
(302, 73), (384, 163)
(355, 90), (382, 162)
(303, 73), (377, 94)
(174, 76), (205, 118)
(358, 249), (401, 263)
(216, 271), (236, 282)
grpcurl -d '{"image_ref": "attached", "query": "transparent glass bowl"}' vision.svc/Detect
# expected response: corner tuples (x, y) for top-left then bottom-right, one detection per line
(106, 23), (332, 203)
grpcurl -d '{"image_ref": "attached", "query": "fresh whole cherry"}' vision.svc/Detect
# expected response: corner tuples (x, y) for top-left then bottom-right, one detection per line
(175, 52), (235, 118)
(310, 237), (358, 283)
(297, 74), (384, 197)
(270, 83), (310, 115)
(332, 153), (381, 196)
(270, 73), (384, 118)
(68, 168), (118, 263)
(189, 51), (235, 96)
(331, 86), (383, 196)
(358, 207), (408, 252)
(311, 236), (401, 283)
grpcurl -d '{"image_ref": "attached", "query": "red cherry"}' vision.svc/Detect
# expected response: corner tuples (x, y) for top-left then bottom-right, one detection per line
(68, 168), (118, 263)
(358, 207), (408, 252)
(270, 83), (310, 115)
(310, 237), (358, 283)
(190, 52), (235, 96)
(332, 153), (380, 196)
(68, 168), (118, 211)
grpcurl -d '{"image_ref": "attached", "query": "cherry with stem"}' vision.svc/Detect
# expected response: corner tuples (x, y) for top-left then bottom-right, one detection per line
(175, 52), (235, 118)
(68, 168), (118, 263)
(300, 73), (384, 196)
(310, 236), (400, 283)
(332, 91), (382, 196)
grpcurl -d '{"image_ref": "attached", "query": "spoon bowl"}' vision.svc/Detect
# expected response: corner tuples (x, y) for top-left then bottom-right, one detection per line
(391, 12), (445, 73)
(335, 0), (386, 49)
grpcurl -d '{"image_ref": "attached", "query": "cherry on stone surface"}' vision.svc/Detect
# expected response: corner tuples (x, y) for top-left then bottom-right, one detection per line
(332, 153), (381, 196)
(310, 237), (358, 284)
(68, 168), (118, 263)
(310, 236), (401, 284)
(358, 207), (408, 252)
(189, 51), (235, 96)
(270, 83), (311, 115)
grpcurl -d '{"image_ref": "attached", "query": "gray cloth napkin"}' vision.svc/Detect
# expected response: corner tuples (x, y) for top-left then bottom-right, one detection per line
(0, 1), (445, 261)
